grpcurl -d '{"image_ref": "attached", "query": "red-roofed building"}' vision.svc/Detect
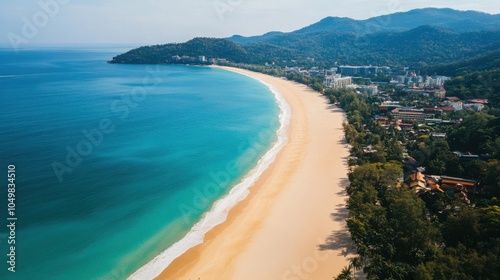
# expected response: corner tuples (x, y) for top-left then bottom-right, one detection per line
(391, 108), (436, 123)
(423, 107), (443, 117)
(446, 96), (461, 102)
(440, 106), (456, 113)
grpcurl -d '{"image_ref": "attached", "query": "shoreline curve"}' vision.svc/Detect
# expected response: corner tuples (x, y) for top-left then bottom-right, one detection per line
(127, 66), (291, 280)
(154, 66), (354, 279)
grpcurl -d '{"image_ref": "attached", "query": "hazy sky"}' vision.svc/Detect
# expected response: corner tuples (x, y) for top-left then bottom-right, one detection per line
(1, 0), (499, 48)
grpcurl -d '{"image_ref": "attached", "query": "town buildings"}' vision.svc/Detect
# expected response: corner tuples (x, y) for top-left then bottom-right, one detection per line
(324, 74), (353, 88)
(392, 73), (451, 87)
(338, 65), (380, 76)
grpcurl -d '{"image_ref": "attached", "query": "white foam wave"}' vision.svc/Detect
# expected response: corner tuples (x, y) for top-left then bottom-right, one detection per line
(0, 73), (56, 78)
(127, 71), (291, 280)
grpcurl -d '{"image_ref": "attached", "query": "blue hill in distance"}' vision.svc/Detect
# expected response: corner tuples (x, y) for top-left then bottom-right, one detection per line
(227, 8), (500, 44)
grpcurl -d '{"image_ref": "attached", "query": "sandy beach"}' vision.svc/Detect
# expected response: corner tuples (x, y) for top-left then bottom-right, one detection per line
(156, 66), (353, 280)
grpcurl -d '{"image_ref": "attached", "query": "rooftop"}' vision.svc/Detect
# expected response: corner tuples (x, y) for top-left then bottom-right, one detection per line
(467, 99), (489, 104)
(446, 96), (461, 102)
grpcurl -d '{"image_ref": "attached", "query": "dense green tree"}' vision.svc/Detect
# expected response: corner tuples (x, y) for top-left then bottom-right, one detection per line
(385, 139), (403, 162)
(447, 111), (496, 154)
(335, 265), (354, 280)
(443, 208), (481, 247)
(426, 159), (446, 174)
(311, 82), (324, 93)
(444, 157), (464, 177)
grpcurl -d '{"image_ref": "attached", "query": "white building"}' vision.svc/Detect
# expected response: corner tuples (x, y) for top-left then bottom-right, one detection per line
(445, 97), (463, 111)
(425, 75), (450, 87)
(396, 74), (450, 87)
(324, 74), (352, 88)
(464, 103), (485, 111)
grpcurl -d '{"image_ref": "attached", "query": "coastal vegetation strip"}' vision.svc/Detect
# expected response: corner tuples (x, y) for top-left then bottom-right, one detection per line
(326, 86), (500, 279)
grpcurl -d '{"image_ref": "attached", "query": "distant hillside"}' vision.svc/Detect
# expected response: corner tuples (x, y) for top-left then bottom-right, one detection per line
(243, 43), (304, 64)
(366, 8), (500, 33)
(356, 26), (500, 66)
(109, 38), (306, 65)
(228, 31), (285, 45)
(110, 27), (500, 68)
(110, 38), (248, 64)
(111, 8), (500, 68)
(426, 50), (500, 76)
(433, 50), (500, 106)
(252, 26), (500, 66)
(443, 69), (500, 107)
(227, 8), (500, 44)
(294, 17), (369, 35)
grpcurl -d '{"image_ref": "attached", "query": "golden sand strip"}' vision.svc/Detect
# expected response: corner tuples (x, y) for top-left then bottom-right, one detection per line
(156, 66), (353, 280)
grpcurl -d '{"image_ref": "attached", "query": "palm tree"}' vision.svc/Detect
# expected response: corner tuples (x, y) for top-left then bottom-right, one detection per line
(335, 264), (353, 280)
(350, 257), (363, 279)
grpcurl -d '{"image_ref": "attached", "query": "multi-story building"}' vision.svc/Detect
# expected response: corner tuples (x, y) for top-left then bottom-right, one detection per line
(338, 66), (379, 76)
(426, 75), (450, 87)
(379, 101), (402, 113)
(391, 108), (436, 123)
(445, 96), (463, 111)
(324, 74), (353, 88)
(198, 56), (207, 63)
(360, 84), (379, 96)
(463, 103), (485, 111)
(396, 74), (450, 87)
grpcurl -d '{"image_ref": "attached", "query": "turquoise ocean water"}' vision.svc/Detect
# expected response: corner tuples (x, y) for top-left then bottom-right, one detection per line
(0, 48), (280, 279)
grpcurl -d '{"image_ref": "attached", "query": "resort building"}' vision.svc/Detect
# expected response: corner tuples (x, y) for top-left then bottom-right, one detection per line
(440, 176), (477, 190)
(430, 132), (446, 138)
(425, 75), (451, 87)
(338, 66), (379, 76)
(379, 101), (402, 112)
(405, 172), (476, 193)
(464, 103), (485, 111)
(444, 96), (463, 111)
(407, 172), (427, 191)
(390, 108), (436, 123)
(324, 74), (353, 88)
(198, 56), (207, 63)
(395, 74), (450, 88)
(360, 84), (379, 96)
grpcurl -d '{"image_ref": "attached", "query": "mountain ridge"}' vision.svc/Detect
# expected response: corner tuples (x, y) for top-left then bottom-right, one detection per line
(110, 8), (500, 68)
(227, 8), (500, 45)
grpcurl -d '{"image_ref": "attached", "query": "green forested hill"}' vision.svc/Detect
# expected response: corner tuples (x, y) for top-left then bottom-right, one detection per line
(110, 27), (500, 68)
(428, 50), (500, 76)
(259, 26), (500, 66)
(422, 51), (500, 106)
(110, 38), (249, 64)
(110, 8), (500, 68)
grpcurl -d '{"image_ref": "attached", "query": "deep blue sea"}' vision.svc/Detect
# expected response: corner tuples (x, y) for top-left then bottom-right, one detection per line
(0, 48), (280, 279)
